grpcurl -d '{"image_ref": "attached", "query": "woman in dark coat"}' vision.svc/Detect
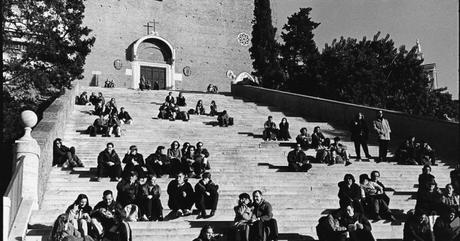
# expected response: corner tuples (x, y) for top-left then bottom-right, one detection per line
(338, 174), (364, 213)
(139, 176), (163, 221)
(278, 118), (291, 141)
(53, 138), (71, 166)
(340, 205), (375, 241)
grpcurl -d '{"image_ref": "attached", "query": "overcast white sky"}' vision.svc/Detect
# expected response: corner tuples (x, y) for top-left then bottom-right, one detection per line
(272, 0), (459, 99)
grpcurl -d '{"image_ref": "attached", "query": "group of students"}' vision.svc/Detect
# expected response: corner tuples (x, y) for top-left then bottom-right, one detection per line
(395, 137), (436, 166)
(158, 92), (232, 127)
(403, 164), (460, 241)
(95, 141), (212, 182)
(50, 171), (220, 241)
(317, 171), (393, 241)
(82, 94), (133, 137)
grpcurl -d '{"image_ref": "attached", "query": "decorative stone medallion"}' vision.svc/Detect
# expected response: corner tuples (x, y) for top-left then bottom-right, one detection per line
(113, 59), (123, 70)
(183, 66), (192, 76)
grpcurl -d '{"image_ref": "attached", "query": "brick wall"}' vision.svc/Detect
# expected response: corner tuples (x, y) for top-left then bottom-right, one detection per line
(81, 0), (254, 92)
(32, 84), (79, 206)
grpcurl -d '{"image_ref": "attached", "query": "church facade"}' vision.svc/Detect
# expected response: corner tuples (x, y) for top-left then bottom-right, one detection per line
(81, 0), (255, 91)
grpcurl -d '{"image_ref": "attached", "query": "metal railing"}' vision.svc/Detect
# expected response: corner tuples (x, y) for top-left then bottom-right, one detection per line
(3, 156), (25, 240)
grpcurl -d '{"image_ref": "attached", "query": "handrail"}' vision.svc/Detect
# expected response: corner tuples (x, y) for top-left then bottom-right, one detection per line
(3, 156), (25, 240)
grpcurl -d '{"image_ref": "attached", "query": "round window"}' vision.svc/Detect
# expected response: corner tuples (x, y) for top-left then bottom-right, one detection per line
(237, 33), (250, 46)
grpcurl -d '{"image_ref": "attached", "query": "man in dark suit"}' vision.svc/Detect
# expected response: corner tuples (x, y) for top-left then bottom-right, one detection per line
(350, 112), (371, 161)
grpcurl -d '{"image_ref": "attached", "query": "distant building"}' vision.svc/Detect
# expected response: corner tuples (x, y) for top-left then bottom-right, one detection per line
(422, 63), (438, 89)
(415, 39), (438, 90)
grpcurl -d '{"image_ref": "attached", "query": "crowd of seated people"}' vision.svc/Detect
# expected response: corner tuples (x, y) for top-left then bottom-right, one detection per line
(402, 164), (460, 241)
(157, 92), (190, 121)
(395, 137), (436, 165)
(207, 84), (218, 93)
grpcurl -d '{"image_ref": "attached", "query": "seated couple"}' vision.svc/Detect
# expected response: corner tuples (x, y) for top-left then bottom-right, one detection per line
(88, 113), (122, 137)
(168, 172), (219, 219)
(262, 116), (291, 141)
(395, 137), (436, 165)
(158, 102), (189, 121)
(232, 191), (278, 241)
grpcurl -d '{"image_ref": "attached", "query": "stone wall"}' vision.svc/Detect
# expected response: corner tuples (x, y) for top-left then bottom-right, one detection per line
(81, 0), (254, 92)
(31, 84), (79, 206)
(231, 85), (459, 160)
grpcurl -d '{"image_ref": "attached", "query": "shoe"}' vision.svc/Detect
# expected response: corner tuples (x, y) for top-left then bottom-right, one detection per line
(209, 210), (215, 217)
(197, 212), (207, 219)
(365, 155), (372, 159)
(387, 215), (396, 221)
(356, 158), (361, 162)
(176, 210), (183, 217)
(96, 177), (101, 182)
(158, 216), (164, 221)
(345, 161), (352, 166)
(140, 215), (149, 221)
(183, 209), (192, 216)
(78, 164), (85, 167)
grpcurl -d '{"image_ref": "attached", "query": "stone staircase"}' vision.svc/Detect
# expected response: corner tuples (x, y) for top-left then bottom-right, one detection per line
(26, 87), (453, 241)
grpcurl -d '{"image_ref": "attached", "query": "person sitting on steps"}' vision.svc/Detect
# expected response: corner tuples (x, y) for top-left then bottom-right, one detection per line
(233, 193), (253, 241)
(311, 126), (326, 149)
(139, 175), (164, 221)
(359, 174), (395, 221)
(122, 145), (146, 178)
(118, 107), (133, 125)
(250, 190), (278, 241)
(217, 110), (231, 127)
(263, 116), (278, 141)
(97, 142), (122, 182)
(195, 100), (206, 115)
(287, 143), (312, 172)
(146, 146), (170, 178)
(167, 172), (194, 217)
(176, 92), (186, 106)
(195, 172), (219, 219)
(53, 138), (72, 166)
(330, 137), (351, 166)
(106, 113), (121, 137)
(339, 204), (375, 241)
(296, 127), (311, 150)
(278, 117), (291, 141)
(209, 100), (219, 116)
(165, 92), (175, 104)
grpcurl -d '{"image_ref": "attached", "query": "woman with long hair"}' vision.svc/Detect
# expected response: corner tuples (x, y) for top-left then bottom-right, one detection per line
(194, 224), (221, 241)
(66, 194), (92, 237)
(278, 118), (291, 141)
(50, 213), (94, 241)
(233, 193), (253, 241)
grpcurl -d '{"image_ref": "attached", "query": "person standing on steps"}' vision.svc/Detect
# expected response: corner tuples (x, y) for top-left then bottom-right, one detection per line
(373, 110), (391, 162)
(350, 112), (371, 161)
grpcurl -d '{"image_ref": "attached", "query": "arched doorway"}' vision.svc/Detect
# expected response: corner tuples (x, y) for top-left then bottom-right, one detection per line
(130, 35), (176, 89)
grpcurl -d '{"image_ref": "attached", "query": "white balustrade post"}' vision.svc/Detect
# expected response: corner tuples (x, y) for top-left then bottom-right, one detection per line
(15, 110), (40, 210)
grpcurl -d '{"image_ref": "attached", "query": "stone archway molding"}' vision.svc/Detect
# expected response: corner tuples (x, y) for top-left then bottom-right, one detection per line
(130, 34), (181, 89)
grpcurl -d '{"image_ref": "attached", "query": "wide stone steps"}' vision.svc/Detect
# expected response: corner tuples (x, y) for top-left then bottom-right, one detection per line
(27, 87), (454, 241)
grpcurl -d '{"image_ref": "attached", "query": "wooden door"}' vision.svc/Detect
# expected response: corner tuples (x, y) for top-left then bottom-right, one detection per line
(140, 66), (166, 89)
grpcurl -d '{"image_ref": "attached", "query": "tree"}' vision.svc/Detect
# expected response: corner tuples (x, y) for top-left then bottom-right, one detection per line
(311, 32), (458, 120)
(280, 8), (320, 95)
(249, 0), (281, 88)
(2, 0), (95, 193)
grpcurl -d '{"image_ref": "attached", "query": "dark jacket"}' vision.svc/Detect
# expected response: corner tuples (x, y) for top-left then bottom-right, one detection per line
(167, 180), (194, 201)
(287, 149), (308, 166)
(338, 181), (362, 203)
(122, 153), (145, 173)
(97, 150), (121, 167)
(176, 96), (186, 106)
(252, 200), (273, 222)
(195, 180), (219, 198)
(433, 216), (460, 241)
(403, 215), (434, 241)
(140, 183), (161, 200)
(415, 188), (443, 215)
(116, 179), (140, 207)
(118, 111), (132, 121)
(350, 119), (369, 141)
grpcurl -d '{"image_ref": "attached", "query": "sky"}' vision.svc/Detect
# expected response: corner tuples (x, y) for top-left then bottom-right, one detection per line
(271, 0), (459, 99)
